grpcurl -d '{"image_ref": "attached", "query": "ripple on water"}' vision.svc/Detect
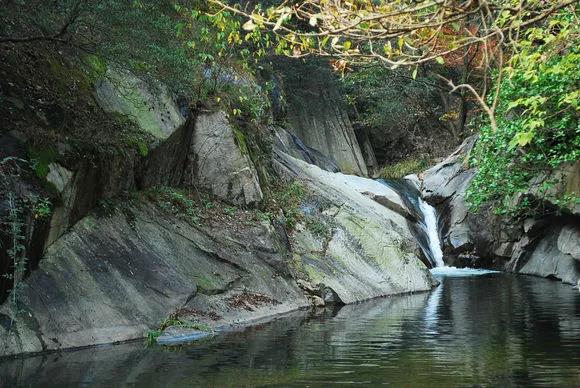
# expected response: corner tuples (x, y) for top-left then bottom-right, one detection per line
(430, 266), (501, 277)
(0, 275), (579, 387)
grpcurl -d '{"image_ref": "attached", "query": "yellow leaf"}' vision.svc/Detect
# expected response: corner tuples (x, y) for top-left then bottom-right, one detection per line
(242, 20), (257, 31)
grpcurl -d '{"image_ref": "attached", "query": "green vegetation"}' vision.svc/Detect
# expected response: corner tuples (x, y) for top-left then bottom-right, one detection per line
(379, 159), (428, 180)
(27, 147), (57, 179)
(267, 181), (307, 231)
(148, 186), (200, 225)
(341, 66), (464, 146)
(31, 196), (52, 219)
(304, 218), (330, 239)
(467, 10), (579, 216)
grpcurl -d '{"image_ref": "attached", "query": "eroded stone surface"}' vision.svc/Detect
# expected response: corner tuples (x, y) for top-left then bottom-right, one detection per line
(188, 112), (263, 206)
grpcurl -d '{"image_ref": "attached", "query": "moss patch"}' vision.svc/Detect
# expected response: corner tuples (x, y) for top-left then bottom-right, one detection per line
(27, 146), (58, 178)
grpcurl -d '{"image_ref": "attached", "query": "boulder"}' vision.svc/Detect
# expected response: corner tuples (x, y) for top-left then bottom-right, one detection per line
(0, 200), (307, 358)
(421, 136), (477, 254)
(519, 226), (580, 285)
(557, 225), (580, 260)
(187, 111), (263, 206)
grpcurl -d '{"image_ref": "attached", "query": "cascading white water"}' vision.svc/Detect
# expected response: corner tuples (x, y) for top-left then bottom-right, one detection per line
(418, 199), (445, 268)
(329, 173), (446, 268)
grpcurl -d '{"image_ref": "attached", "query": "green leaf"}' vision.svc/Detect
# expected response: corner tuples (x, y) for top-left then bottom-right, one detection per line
(435, 56), (445, 65)
(509, 131), (535, 149)
(412, 66), (418, 80)
(383, 41), (392, 54)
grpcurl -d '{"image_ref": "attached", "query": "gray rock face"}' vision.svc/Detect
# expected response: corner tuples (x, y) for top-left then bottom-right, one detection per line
(188, 111), (263, 206)
(276, 151), (436, 304)
(273, 126), (341, 173)
(422, 136), (477, 254)
(557, 225), (580, 260)
(519, 226), (580, 285)
(0, 201), (307, 358)
(421, 136), (580, 285)
(273, 58), (369, 176)
(94, 67), (186, 139)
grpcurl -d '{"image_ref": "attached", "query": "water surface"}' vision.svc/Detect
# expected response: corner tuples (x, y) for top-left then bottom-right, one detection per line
(1, 272), (579, 387)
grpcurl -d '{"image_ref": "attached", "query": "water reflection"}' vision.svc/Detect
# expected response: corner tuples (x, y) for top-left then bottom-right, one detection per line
(1, 274), (579, 387)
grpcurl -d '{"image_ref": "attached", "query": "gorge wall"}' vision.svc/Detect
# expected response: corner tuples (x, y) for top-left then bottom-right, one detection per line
(421, 137), (580, 285)
(0, 57), (434, 358)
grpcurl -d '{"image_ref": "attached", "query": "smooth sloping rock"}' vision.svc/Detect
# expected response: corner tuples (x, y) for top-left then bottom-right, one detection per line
(95, 67), (185, 139)
(188, 111), (263, 206)
(0, 201), (307, 358)
(273, 126), (340, 173)
(276, 151), (436, 304)
(156, 327), (212, 345)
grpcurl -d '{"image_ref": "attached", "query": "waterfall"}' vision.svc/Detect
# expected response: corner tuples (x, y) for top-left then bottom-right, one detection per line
(375, 178), (445, 268)
(418, 198), (445, 268)
(324, 173), (445, 268)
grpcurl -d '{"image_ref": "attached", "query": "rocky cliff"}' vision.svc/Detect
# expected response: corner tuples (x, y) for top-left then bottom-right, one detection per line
(0, 65), (434, 358)
(421, 138), (580, 285)
(272, 58), (371, 176)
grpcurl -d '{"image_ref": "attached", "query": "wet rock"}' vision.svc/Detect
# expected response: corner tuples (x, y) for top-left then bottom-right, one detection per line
(362, 192), (417, 222)
(275, 151), (436, 304)
(421, 136), (477, 258)
(310, 295), (325, 307)
(319, 285), (343, 305)
(519, 226), (580, 285)
(156, 327), (212, 345)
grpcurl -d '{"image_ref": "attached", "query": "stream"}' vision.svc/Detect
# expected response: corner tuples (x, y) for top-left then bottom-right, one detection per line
(1, 271), (578, 387)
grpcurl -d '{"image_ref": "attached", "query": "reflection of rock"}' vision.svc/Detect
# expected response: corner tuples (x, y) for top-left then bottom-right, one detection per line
(156, 327), (212, 345)
(1, 275), (578, 386)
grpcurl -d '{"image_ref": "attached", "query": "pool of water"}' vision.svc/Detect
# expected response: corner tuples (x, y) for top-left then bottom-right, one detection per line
(1, 272), (579, 387)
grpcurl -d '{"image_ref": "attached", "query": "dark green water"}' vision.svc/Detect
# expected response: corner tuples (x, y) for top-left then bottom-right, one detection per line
(1, 272), (579, 387)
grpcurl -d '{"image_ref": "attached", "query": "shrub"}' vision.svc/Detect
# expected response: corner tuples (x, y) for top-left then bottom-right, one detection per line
(378, 158), (428, 180)
(467, 10), (579, 216)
